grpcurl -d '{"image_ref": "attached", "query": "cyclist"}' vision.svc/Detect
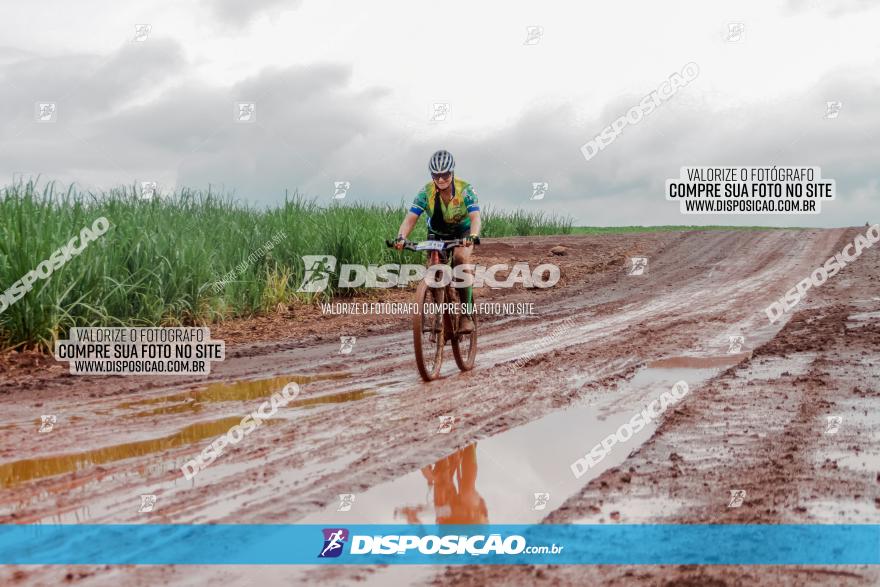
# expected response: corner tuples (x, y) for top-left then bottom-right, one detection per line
(395, 444), (489, 524)
(394, 149), (481, 334)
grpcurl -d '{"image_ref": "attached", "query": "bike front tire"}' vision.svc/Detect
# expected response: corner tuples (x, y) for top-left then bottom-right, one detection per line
(413, 280), (445, 381)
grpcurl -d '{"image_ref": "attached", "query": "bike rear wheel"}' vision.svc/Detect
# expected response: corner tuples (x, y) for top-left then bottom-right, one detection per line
(413, 280), (445, 381)
(451, 288), (478, 371)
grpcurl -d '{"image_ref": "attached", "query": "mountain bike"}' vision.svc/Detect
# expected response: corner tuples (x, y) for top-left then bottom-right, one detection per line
(386, 237), (480, 381)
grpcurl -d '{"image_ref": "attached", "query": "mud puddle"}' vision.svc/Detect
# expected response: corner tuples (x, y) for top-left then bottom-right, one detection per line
(300, 355), (749, 525)
(647, 354), (749, 369)
(0, 417), (290, 488)
(117, 372), (350, 412)
(126, 387), (375, 419)
(2, 378), (374, 490)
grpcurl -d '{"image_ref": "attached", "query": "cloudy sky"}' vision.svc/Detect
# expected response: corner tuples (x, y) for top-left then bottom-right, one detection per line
(1, 0), (877, 226)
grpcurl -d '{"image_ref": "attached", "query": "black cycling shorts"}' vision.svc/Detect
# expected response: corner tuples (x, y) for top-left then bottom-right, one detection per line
(428, 226), (470, 241)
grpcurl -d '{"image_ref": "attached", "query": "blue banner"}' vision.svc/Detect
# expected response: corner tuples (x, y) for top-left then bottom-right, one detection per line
(0, 524), (877, 565)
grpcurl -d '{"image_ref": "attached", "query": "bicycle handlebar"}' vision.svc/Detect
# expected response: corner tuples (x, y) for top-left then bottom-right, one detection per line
(385, 236), (480, 251)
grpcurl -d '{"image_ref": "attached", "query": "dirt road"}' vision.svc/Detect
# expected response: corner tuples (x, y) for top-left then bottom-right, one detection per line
(1, 228), (877, 586)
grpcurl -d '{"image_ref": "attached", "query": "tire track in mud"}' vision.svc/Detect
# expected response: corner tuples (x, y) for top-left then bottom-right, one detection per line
(0, 228), (861, 586)
(437, 227), (880, 587)
(168, 231), (839, 525)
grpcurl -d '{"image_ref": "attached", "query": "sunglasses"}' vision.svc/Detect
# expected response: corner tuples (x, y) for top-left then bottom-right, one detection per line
(431, 172), (452, 180)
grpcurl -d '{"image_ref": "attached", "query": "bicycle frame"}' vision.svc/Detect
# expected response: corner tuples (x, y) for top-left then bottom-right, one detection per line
(386, 237), (480, 380)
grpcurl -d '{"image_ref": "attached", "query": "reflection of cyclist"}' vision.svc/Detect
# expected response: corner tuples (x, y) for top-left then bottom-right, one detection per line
(394, 150), (481, 334)
(423, 444), (488, 524)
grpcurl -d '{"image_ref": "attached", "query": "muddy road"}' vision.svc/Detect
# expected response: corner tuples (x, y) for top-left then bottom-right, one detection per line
(1, 228), (878, 586)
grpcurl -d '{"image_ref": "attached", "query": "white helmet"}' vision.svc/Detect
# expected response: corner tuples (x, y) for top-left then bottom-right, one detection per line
(428, 150), (455, 174)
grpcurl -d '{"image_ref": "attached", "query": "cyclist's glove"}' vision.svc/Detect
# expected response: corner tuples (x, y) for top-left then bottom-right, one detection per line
(394, 235), (405, 245)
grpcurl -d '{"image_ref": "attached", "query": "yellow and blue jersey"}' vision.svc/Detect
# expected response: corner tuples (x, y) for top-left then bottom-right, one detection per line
(409, 177), (480, 234)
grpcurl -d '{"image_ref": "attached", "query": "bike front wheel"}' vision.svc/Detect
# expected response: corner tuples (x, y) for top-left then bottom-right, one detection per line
(451, 288), (477, 372)
(413, 280), (445, 381)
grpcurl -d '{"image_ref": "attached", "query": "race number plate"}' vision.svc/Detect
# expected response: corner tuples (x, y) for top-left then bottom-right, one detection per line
(415, 240), (445, 251)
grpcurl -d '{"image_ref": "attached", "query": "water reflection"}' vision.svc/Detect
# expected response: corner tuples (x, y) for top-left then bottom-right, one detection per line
(396, 444), (488, 524)
(0, 417), (286, 488)
(120, 372), (351, 413)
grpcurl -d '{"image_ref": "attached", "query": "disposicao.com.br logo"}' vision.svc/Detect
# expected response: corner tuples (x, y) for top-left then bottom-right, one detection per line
(318, 528), (349, 558)
(297, 255), (560, 292)
(317, 528), (563, 558)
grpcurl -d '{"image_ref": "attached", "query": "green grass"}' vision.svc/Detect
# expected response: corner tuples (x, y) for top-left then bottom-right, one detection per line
(0, 180), (574, 350)
(481, 205), (574, 236)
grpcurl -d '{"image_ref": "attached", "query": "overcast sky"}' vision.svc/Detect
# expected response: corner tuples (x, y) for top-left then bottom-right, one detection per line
(1, 0), (877, 226)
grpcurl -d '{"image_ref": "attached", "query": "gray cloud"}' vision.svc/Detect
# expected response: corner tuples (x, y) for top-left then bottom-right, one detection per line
(1, 40), (184, 119)
(205, 0), (302, 29)
(330, 67), (879, 228)
(0, 40), (876, 227)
